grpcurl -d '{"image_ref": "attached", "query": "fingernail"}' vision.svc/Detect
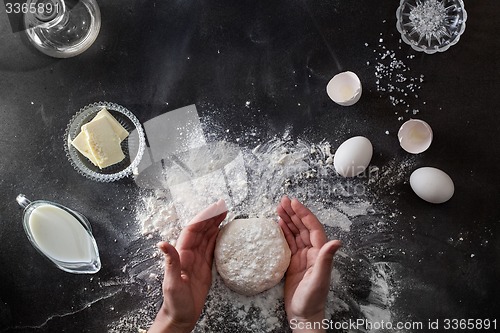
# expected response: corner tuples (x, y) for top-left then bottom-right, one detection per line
(216, 199), (228, 212)
(157, 242), (167, 254)
(329, 241), (342, 253)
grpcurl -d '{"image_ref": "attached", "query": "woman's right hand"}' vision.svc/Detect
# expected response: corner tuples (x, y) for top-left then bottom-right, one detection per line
(277, 196), (342, 333)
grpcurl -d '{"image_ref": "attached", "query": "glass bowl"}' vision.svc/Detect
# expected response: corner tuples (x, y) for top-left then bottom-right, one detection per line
(396, 0), (467, 54)
(64, 102), (146, 182)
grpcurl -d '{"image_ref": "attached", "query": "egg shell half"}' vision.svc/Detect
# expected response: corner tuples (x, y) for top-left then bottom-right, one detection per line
(326, 71), (362, 106)
(398, 119), (433, 154)
(410, 167), (454, 204)
(334, 136), (373, 177)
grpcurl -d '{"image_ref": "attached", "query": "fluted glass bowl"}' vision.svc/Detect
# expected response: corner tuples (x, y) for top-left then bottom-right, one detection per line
(64, 102), (146, 182)
(396, 0), (467, 54)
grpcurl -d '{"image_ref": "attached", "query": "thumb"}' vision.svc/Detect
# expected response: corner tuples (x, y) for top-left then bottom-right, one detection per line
(157, 241), (181, 283)
(311, 240), (342, 285)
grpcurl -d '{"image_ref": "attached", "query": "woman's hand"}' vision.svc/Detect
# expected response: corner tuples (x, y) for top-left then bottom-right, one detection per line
(148, 200), (227, 333)
(277, 196), (341, 333)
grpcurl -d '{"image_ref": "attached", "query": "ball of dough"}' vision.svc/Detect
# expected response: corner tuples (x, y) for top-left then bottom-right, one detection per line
(214, 218), (291, 296)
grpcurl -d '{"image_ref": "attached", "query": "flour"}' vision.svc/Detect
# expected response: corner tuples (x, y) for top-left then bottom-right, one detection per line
(137, 191), (179, 243)
(118, 128), (405, 333)
(105, 19), (427, 333)
(359, 263), (394, 324)
(371, 156), (417, 194)
(199, 270), (287, 332)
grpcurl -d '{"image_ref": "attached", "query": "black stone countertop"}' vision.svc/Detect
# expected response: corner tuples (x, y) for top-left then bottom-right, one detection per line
(0, 0), (499, 332)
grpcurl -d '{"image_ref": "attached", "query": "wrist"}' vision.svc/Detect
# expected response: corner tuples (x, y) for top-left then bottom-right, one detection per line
(288, 312), (326, 333)
(148, 306), (194, 333)
(149, 319), (192, 333)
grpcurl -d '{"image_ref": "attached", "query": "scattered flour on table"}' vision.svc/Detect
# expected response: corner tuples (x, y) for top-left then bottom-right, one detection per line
(110, 129), (415, 333)
(106, 20), (428, 333)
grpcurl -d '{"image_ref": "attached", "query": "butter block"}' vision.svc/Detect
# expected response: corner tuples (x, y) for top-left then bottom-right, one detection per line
(71, 131), (99, 166)
(92, 108), (129, 141)
(82, 117), (125, 169)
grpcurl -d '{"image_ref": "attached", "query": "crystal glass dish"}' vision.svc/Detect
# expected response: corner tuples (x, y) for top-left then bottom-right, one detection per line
(396, 0), (467, 54)
(65, 102), (146, 182)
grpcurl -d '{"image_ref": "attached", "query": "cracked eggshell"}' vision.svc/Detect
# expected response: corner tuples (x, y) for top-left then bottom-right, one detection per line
(410, 167), (454, 204)
(398, 119), (433, 154)
(334, 136), (373, 177)
(326, 71), (362, 106)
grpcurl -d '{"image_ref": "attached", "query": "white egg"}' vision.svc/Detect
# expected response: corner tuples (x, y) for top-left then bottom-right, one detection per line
(326, 71), (362, 106)
(398, 119), (433, 154)
(334, 136), (373, 177)
(410, 167), (454, 204)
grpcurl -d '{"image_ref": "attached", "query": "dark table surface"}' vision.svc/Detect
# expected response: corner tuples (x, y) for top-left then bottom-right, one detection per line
(1, 0), (499, 332)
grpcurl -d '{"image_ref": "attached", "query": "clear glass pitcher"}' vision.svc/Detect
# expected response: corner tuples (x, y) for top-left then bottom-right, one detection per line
(24, 0), (101, 58)
(16, 194), (101, 274)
